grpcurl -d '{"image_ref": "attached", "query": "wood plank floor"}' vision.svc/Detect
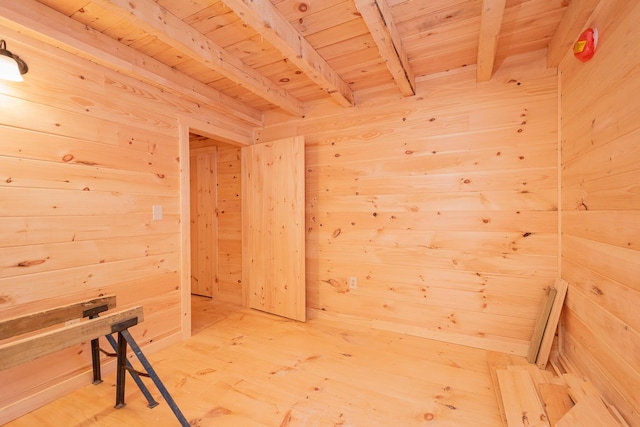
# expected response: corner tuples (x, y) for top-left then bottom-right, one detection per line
(6, 297), (507, 426)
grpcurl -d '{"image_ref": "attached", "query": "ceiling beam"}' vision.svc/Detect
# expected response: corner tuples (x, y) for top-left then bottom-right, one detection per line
(0, 0), (262, 128)
(547, 0), (601, 68)
(221, 0), (354, 108)
(93, 0), (305, 117)
(354, 0), (415, 96)
(476, 0), (506, 82)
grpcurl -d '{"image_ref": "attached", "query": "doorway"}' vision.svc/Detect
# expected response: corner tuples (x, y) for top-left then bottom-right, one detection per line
(179, 118), (248, 338)
(179, 118), (306, 338)
(188, 132), (243, 333)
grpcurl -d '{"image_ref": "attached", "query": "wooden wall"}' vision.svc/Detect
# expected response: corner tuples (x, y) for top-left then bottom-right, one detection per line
(259, 49), (560, 355)
(12, 1), (640, 422)
(216, 143), (243, 303)
(558, 1), (640, 424)
(0, 27), (250, 423)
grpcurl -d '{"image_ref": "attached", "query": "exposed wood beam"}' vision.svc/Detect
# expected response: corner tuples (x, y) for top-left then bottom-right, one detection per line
(0, 0), (262, 127)
(547, 0), (601, 68)
(93, 0), (305, 117)
(354, 0), (415, 96)
(221, 0), (354, 108)
(476, 0), (506, 82)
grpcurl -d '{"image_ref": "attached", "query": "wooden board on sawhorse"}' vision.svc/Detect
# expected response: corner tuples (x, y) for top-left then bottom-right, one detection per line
(0, 295), (189, 426)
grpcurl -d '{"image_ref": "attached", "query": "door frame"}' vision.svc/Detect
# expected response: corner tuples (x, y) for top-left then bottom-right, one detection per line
(178, 115), (251, 338)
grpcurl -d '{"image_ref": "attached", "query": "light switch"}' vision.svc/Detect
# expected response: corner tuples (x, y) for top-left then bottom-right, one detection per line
(152, 205), (163, 221)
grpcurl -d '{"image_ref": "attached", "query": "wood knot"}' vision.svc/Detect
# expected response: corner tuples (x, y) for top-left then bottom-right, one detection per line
(325, 278), (348, 293)
(18, 259), (47, 267)
(206, 406), (232, 417)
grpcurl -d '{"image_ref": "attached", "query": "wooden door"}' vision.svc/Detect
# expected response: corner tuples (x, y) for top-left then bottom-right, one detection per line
(241, 136), (306, 321)
(190, 146), (218, 297)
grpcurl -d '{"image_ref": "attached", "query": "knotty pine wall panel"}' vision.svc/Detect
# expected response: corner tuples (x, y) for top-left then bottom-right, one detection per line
(216, 143), (243, 303)
(260, 50), (559, 355)
(558, 1), (640, 423)
(0, 27), (250, 422)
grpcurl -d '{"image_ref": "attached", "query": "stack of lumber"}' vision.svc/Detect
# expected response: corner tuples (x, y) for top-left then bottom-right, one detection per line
(488, 352), (629, 427)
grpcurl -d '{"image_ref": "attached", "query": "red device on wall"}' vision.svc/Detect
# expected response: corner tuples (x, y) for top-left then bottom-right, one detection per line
(574, 28), (598, 62)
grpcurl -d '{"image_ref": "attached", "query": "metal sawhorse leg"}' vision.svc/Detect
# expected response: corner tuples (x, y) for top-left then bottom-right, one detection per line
(89, 312), (189, 426)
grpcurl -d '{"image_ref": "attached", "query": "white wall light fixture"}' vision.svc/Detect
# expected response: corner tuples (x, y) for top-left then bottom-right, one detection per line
(0, 39), (28, 82)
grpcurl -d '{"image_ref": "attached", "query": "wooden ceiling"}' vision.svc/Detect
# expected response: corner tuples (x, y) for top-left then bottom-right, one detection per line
(23, 0), (584, 118)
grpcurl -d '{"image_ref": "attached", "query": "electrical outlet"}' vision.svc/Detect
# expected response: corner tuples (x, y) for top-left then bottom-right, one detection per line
(349, 276), (357, 289)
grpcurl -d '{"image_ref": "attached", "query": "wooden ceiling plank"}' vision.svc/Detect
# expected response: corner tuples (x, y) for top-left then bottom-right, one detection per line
(70, 2), (123, 32)
(275, 0), (346, 23)
(476, 0), (506, 82)
(546, 0), (601, 68)
(287, 1), (360, 37)
(354, 0), (415, 96)
(0, 0), (262, 127)
(93, 0), (305, 116)
(186, 4), (239, 38)
(155, 0), (214, 20)
(306, 18), (371, 51)
(392, 0), (479, 35)
(219, 0), (354, 108)
(33, 0), (90, 17)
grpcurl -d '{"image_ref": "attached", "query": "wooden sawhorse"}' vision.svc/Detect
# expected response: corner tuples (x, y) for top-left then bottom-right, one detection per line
(0, 296), (189, 426)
